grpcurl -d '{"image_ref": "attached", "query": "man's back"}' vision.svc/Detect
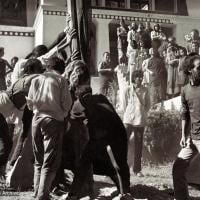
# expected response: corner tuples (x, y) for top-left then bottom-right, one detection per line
(27, 70), (72, 121)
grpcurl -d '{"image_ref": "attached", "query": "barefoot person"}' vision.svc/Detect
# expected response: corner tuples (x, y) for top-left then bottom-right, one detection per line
(173, 55), (200, 200)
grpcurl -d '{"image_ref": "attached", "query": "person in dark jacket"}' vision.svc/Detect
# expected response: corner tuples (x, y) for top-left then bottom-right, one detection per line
(65, 85), (133, 200)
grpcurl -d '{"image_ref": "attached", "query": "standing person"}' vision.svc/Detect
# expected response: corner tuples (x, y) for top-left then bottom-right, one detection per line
(128, 41), (138, 84)
(127, 22), (139, 58)
(172, 55), (200, 200)
(147, 48), (167, 106)
(166, 46), (179, 98)
(27, 57), (72, 200)
(117, 19), (128, 63)
(176, 47), (188, 93)
(6, 57), (18, 88)
(150, 24), (166, 41)
(123, 70), (150, 176)
(0, 47), (13, 90)
(0, 59), (43, 177)
(98, 52), (114, 96)
(137, 23), (151, 50)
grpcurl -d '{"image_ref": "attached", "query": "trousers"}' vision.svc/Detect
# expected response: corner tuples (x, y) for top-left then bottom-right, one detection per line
(32, 115), (64, 200)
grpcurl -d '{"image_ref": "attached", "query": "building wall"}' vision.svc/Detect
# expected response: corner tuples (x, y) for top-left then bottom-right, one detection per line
(187, 0), (200, 18)
(0, 25), (34, 61)
(92, 7), (200, 71)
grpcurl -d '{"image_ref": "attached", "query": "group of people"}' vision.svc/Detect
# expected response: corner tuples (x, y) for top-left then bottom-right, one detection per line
(0, 13), (138, 200)
(0, 16), (200, 200)
(98, 21), (200, 109)
(97, 20), (200, 200)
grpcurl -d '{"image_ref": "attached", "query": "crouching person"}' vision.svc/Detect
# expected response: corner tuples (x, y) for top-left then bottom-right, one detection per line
(65, 86), (134, 200)
(27, 57), (72, 200)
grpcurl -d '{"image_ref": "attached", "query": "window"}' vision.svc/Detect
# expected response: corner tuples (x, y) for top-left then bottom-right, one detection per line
(91, 0), (188, 15)
(130, 0), (150, 10)
(155, 0), (174, 13)
(106, 0), (125, 8)
(0, 0), (27, 26)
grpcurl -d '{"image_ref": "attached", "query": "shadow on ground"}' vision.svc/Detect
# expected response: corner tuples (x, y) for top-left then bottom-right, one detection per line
(93, 181), (200, 200)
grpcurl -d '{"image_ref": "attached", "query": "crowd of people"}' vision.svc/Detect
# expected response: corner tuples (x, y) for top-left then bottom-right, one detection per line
(98, 20), (200, 107)
(0, 16), (200, 200)
(97, 20), (200, 200)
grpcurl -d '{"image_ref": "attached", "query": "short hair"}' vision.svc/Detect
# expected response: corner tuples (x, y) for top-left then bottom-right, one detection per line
(47, 57), (65, 74)
(183, 55), (200, 75)
(32, 45), (48, 58)
(179, 47), (187, 56)
(75, 85), (92, 99)
(0, 47), (4, 53)
(24, 59), (43, 74)
(154, 24), (160, 30)
(131, 70), (143, 83)
(71, 60), (90, 84)
(103, 52), (110, 56)
(11, 56), (19, 62)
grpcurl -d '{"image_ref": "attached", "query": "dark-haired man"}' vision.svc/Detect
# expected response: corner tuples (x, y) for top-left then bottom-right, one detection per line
(27, 57), (72, 200)
(173, 55), (200, 200)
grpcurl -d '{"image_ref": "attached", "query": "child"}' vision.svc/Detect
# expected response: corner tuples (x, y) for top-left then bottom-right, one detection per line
(123, 70), (150, 176)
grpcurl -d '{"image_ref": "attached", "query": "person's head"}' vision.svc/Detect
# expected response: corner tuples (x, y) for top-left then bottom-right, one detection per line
(103, 52), (110, 63)
(75, 85), (92, 99)
(24, 59), (43, 75)
(168, 36), (176, 46)
(154, 24), (160, 32)
(191, 41), (199, 53)
(69, 60), (90, 88)
(0, 47), (5, 58)
(120, 19), (125, 27)
(32, 45), (48, 58)
(46, 56), (65, 74)
(167, 46), (177, 56)
(119, 55), (127, 65)
(131, 22), (138, 31)
(190, 29), (199, 40)
(131, 70), (143, 86)
(179, 47), (187, 57)
(145, 22), (151, 30)
(183, 54), (199, 75)
(11, 57), (19, 67)
(186, 55), (200, 85)
(149, 48), (159, 57)
(138, 23), (145, 32)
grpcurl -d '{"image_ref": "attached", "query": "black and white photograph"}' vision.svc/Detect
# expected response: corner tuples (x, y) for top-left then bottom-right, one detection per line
(0, 0), (200, 199)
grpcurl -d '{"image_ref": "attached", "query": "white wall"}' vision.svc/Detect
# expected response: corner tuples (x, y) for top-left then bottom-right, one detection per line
(0, 26), (34, 62)
(43, 12), (66, 47)
(187, 0), (200, 18)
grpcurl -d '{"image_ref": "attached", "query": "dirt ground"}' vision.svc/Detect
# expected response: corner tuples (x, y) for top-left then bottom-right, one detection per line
(0, 164), (200, 200)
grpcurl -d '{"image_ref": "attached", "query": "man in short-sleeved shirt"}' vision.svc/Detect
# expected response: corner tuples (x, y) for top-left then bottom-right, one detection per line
(173, 55), (200, 200)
